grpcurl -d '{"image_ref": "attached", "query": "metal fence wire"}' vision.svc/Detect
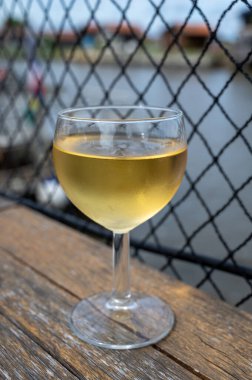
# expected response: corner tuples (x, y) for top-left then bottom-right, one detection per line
(0, 0), (252, 310)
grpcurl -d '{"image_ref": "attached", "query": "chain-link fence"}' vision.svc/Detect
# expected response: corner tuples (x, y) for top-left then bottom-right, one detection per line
(0, 0), (252, 310)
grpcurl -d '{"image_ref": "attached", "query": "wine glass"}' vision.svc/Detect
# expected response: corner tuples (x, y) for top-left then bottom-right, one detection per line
(53, 106), (187, 349)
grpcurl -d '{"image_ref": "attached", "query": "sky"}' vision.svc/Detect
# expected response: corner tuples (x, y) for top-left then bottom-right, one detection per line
(0, 0), (251, 41)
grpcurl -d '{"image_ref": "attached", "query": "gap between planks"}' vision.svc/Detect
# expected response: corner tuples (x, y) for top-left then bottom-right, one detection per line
(0, 310), (79, 380)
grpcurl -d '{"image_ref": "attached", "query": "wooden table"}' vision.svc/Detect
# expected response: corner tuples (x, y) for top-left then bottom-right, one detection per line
(0, 201), (252, 380)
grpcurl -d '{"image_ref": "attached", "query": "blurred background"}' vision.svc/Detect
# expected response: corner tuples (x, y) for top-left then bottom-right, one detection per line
(0, 0), (251, 310)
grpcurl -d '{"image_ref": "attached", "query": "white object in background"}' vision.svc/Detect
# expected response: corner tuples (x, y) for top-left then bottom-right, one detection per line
(35, 178), (68, 209)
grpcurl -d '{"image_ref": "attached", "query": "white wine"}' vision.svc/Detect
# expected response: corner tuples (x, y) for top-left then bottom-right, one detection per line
(53, 135), (187, 233)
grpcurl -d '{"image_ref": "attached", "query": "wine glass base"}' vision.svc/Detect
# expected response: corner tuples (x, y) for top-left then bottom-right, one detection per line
(70, 292), (175, 349)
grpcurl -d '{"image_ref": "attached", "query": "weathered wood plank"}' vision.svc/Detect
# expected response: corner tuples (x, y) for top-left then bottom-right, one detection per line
(0, 206), (252, 380)
(0, 314), (79, 380)
(0, 250), (199, 380)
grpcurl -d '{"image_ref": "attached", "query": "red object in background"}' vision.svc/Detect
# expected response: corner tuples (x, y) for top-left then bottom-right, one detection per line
(26, 61), (46, 96)
(0, 68), (7, 82)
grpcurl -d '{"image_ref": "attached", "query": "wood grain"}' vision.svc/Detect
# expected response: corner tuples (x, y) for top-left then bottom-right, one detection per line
(0, 250), (199, 380)
(0, 206), (252, 380)
(0, 314), (79, 380)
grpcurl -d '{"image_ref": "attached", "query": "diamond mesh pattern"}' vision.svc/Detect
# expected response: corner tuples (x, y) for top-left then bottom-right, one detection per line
(0, 0), (251, 310)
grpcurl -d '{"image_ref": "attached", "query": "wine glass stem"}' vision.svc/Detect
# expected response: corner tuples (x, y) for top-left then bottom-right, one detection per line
(110, 232), (131, 307)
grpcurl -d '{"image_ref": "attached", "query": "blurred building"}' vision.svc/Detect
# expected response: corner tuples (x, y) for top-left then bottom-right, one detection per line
(103, 22), (143, 53)
(162, 23), (211, 49)
(80, 24), (100, 47)
(43, 24), (105, 49)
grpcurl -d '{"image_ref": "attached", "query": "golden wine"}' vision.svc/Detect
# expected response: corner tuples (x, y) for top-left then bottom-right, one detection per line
(53, 135), (187, 233)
